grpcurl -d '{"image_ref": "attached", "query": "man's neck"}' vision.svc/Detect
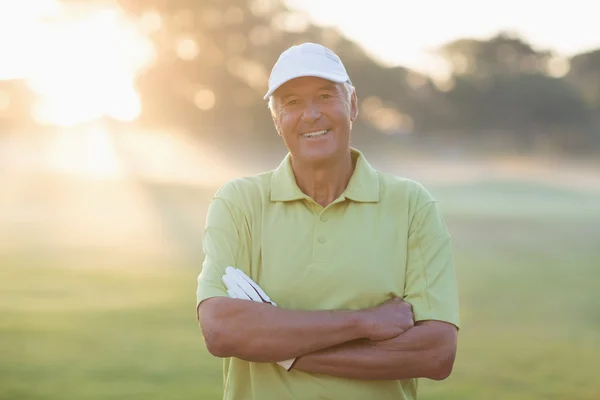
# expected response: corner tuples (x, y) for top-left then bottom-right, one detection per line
(291, 151), (355, 208)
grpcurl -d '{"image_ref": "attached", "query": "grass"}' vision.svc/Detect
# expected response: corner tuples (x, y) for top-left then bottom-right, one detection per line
(0, 262), (221, 400)
(1, 179), (599, 400)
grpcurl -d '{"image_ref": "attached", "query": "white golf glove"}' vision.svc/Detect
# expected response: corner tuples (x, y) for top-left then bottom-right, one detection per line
(222, 266), (296, 371)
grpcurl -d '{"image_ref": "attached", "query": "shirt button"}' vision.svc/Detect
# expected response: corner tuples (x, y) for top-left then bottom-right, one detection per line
(320, 215), (328, 222)
(317, 235), (326, 244)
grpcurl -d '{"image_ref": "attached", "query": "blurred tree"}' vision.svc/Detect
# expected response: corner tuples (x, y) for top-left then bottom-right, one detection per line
(566, 49), (600, 148)
(439, 32), (552, 78)
(2, 1), (598, 153)
(436, 33), (595, 152)
(566, 49), (600, 113)
(114, 0), (436, 146)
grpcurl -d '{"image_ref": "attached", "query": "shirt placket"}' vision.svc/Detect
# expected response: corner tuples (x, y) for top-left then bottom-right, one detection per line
(311, 197), (344, 263)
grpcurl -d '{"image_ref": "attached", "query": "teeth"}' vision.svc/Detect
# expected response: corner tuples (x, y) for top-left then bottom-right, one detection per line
(302, 130), (328, 138)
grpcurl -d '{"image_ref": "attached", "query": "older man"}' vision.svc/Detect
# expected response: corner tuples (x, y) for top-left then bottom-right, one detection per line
(196, 42), (460, 400)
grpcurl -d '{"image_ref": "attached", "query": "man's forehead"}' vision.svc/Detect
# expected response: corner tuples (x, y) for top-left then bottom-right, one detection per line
(274, 77), (342, 97)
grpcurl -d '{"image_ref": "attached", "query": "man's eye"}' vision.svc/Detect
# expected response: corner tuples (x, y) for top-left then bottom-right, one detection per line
(286, 99), (299, 106)
(320, 94), (332, 99)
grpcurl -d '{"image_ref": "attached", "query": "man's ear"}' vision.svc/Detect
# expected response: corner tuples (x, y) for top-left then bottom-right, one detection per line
(271, 107), (283, 137)
(272, 113), (282, 137)
(350, 89), (359, 122)
(268, 97), (283, 136)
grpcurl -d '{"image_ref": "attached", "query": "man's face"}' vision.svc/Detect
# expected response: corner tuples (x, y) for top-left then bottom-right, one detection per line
(271, 76), (358, 165)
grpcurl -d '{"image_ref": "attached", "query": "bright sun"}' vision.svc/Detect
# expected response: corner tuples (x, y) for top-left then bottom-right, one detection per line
(0, 0), (155, 127)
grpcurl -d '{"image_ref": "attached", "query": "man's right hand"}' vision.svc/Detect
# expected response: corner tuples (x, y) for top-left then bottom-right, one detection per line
(358, 298), (414, 341)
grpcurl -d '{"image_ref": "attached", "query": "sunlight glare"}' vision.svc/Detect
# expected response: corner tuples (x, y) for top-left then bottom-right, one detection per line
(0, 0), (154, 127)
(139, 10), (162, 34)
(175, 37), (200, 61)
(194, 88), (216, 111)
(0, 0), (61, 80)
(47, 124), (122, 178)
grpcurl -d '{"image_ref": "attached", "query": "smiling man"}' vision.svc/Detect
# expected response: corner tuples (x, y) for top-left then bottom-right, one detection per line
(196, 42), (460, 400)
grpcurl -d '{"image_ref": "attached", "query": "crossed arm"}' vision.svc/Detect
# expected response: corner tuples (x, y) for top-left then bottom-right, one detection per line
(292, 320), (457, 381)
(198, 297), (457, 381)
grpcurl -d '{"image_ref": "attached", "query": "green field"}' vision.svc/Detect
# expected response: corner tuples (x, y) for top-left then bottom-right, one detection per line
(1, 179), (599, 400)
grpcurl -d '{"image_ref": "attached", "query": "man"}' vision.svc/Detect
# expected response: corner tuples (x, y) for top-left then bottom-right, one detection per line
(196, 42), (460, 400)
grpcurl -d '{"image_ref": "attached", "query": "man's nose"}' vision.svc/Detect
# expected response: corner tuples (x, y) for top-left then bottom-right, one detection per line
(301, 102), (321, 122)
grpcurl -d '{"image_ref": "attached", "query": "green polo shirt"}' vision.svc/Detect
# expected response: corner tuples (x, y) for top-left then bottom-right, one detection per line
(196, 148), (459, 400)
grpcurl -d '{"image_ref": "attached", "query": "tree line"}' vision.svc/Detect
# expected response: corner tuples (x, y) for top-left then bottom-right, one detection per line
(1, 0), (599, 154)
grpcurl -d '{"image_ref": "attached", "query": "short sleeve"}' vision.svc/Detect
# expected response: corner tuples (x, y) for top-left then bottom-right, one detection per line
(404, 194), (460, 329)
(196, 182), (250, 309)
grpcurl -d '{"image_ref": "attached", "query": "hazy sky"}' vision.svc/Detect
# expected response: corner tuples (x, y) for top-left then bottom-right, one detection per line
(285, 0), (600, 76)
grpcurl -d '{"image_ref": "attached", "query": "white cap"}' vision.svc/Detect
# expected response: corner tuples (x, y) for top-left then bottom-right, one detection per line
(263, 42), (350, 100)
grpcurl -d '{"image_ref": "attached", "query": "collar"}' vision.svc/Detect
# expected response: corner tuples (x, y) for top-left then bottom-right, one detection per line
(270, 148), (380, 203)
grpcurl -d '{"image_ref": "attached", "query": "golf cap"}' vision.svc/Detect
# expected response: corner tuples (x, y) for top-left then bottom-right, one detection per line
(263, 42), (350, 100)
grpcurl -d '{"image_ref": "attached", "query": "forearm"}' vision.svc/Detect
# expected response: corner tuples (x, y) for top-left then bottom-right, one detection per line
(199, 297), (365, 363)
(293, 321), (457, 380)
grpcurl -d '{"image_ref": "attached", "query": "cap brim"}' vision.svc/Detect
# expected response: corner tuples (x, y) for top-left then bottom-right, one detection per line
(263, 71), (349, 100)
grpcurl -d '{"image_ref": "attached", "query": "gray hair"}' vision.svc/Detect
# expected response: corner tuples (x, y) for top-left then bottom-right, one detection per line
(267, 80), (355, 117)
